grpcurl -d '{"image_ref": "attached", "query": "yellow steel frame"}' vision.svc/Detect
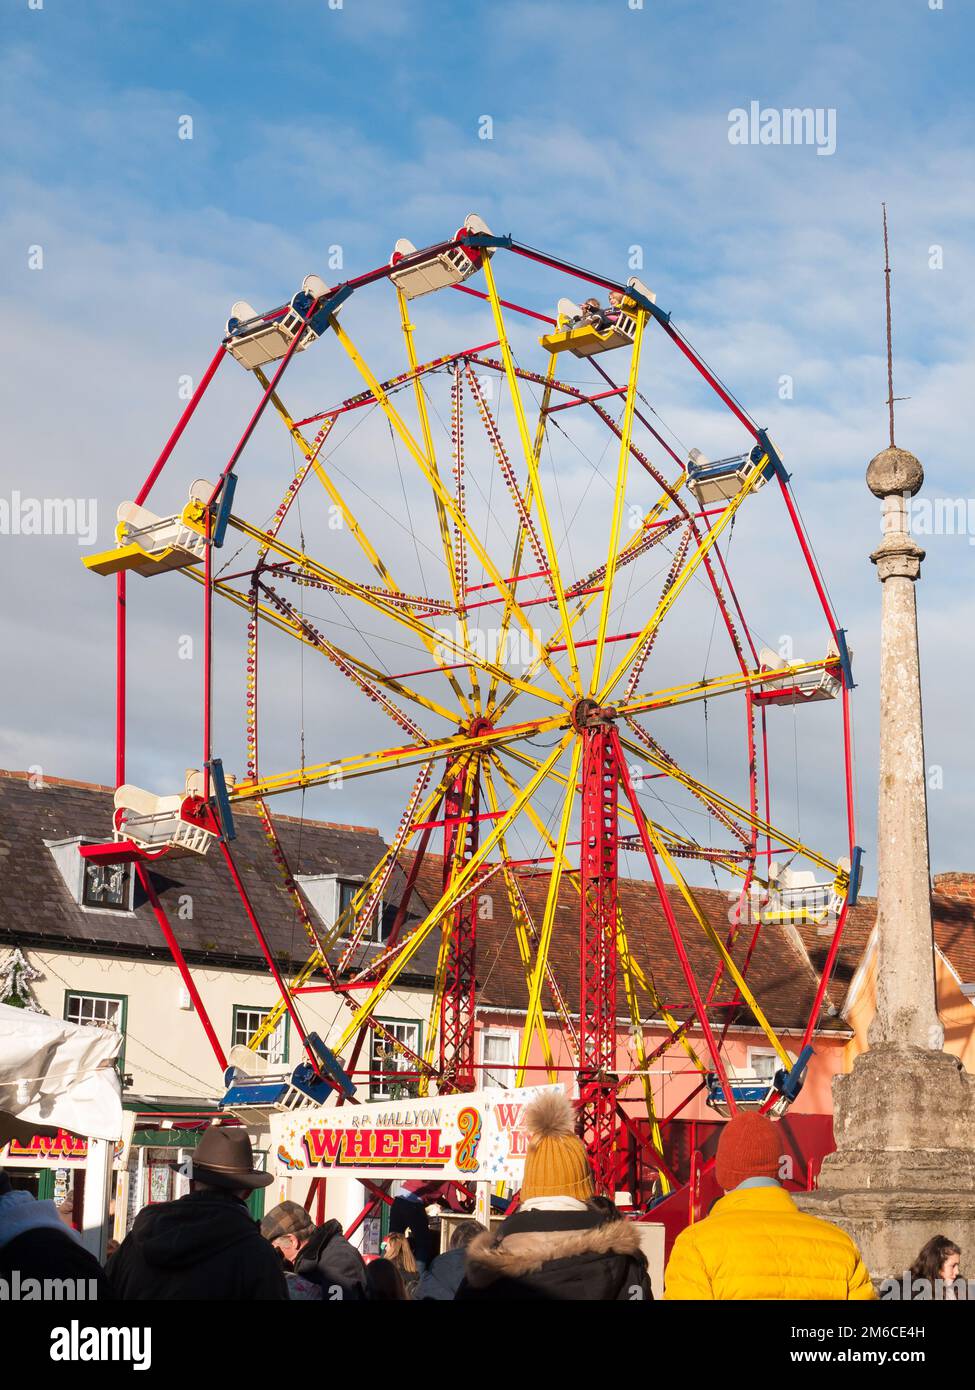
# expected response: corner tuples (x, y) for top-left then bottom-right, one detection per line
(328, 315), (576, 703)
(481, 259), (582, 695)
(588, 306), (647, 697)
(174, 254), (846, 1147)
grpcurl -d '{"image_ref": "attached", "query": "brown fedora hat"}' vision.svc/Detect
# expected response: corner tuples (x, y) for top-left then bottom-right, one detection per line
(187, 1124), (273, 1190)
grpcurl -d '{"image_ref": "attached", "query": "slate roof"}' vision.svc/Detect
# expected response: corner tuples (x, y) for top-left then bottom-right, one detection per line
(0, 770), (441, 981)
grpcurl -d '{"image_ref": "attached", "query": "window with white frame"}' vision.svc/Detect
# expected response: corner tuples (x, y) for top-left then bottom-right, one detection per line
(65, 991), (124, 1031)
(370, 1019), (421, 1100)
(747, 1048), (779, 1082)
(64, 991), (127, 1074)
(232, 1006), (289, 1066)
(481, 1029), (516, 1089)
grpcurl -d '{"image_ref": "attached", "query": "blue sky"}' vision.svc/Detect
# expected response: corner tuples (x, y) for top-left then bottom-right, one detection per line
(2, 0), (973, 883)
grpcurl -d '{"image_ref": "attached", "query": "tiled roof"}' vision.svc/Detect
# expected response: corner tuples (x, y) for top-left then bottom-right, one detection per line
(933, 874), (975, 985)
(402, 850), (863, 1032)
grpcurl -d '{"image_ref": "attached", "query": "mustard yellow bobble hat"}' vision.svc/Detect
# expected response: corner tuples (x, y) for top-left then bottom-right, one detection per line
(519, 1091), (595, 1202)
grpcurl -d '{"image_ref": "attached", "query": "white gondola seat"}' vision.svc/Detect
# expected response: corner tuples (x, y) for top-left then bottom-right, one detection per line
(539, 281), (646, 359)
(756, 637), (845, 706)
(685, 443), (776, 506)
(388, 213), (493, 300)
(112, 767), (229, 857)
(225, 274), (330, 370)
(758, 857), (854, 926)
(84, 479), (216, 578)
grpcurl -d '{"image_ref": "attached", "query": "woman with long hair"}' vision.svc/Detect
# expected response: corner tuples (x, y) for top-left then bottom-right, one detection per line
(382, 1231), (419, 1298)
(909, 1235), (962, 1299)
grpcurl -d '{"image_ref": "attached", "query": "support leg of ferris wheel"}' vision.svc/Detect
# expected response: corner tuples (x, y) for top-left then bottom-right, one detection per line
(578, 716), (620, 1195)
(438, 761), (480, 1092)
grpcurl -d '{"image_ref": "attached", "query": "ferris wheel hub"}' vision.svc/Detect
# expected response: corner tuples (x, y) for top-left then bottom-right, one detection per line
(465, 716), (494, 739)
(571, 697), (617, 732)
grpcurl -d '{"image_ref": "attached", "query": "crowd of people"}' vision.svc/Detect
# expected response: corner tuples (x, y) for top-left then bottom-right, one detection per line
(0, 1098), (966, 1301)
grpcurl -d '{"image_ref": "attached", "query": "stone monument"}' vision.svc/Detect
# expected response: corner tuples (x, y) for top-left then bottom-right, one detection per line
(795, 210), (975, 1283)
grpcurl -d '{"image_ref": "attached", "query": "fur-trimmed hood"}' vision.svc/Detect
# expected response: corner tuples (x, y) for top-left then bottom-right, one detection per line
(460, 1209), (652, 1301)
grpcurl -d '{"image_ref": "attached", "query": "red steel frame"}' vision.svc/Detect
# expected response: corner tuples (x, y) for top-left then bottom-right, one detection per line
(578, 720), (620, 1193)
(439, 764), (480, 1091)
(96, 228), (858, 1209)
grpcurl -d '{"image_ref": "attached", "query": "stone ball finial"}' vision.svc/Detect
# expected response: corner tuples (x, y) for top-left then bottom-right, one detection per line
(866, 445), (924, 498)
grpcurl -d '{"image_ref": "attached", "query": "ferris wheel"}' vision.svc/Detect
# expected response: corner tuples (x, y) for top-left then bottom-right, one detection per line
(83, 214), (860, 1195)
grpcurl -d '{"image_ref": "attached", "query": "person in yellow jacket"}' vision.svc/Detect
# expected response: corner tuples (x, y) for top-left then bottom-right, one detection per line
(664, 1112), (876, 1300)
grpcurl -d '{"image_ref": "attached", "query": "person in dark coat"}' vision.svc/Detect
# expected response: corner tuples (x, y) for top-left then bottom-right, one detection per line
(0, 1169), (111, 1297)
(457, 1091), (652, 1301)
(261, 1200), (366, 1301)
(107, 1125), (286, 1301)
(415, 1219), (486, 1300)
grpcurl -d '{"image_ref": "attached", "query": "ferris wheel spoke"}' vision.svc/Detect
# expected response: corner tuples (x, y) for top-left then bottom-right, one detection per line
(623, 715), (752, 848)
(482, 759), (576, 1066)
(188, 570), (461, 724)
(223, 513), (570, 711)
(481, 260), (584, 695)
(397, 291), (483, 713)
(498, 740), (757, 885)
(331, 729), (577, 1057)
(490, 486), (687, 726)
(622, 528), (694, 700)
(588, 307), (648, 696)
(234, 711), (568, 803)
(618, 655), (842, 721)
(256, 371), (477, 718)
(251, 753), (478, 1054)
(328, 316), (577, 702)
(515, 739), (583, 1083)
(596, 454), (770, 706)
(615, 731), (837, 876)
(617, 746), (792, 1070)
(257, 580), (429, 744)
(485, 359), (556, 716)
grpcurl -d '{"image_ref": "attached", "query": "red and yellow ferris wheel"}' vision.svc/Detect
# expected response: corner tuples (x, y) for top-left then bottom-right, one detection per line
(84, 214), (860, 1194)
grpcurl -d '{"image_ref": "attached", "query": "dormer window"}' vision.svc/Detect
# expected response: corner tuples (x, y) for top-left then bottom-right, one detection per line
(338, 879), (387, 943)
(46, 837), (135, 913)
(294, 871), (389, 943)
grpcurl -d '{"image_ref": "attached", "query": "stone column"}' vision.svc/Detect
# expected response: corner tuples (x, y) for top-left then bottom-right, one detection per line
(795, 447), (975, 1285)
(867, 449), (941, 1051)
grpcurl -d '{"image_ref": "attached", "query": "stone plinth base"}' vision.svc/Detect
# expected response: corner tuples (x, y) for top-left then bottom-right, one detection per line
(794, 1044), (975, 1281)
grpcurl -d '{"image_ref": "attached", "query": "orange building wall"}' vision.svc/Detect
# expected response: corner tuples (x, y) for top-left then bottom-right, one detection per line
(841, 935), (975, 1071)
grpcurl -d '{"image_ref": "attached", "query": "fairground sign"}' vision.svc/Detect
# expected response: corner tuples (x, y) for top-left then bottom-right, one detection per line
(270, 1084), (563, 1183)
(0, 1113), (135, 1169)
